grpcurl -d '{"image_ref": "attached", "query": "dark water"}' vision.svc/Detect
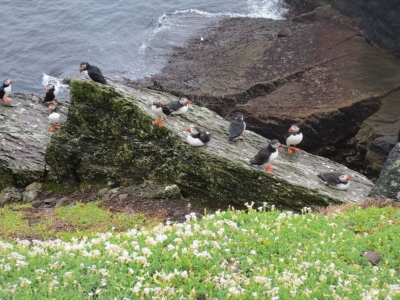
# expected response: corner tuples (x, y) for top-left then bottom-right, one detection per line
(0, 0), (286, 99)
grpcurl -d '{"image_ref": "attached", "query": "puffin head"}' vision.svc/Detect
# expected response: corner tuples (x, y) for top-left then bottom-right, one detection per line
(235, 114), (244, 121)
(186, 124), (200, 135)
(270, 139), (282, 149)
(153, 99), (162, 106)
(288, 124), (300, 132)
(339, 174), (353, 182)
(3, 79), (13, 86)
(79, 62), (89, 73)
(46, 84), (55, 93)
(179, 97), (191, 106)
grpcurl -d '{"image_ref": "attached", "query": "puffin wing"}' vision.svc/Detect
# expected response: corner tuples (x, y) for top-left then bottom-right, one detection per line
(0, 86), (5, 99)
(317, 172), (342, 185)
(228, 120), (245, 141)
(162, 101), (182, 115)
(250, 147), (270, 165)
(88, 66), (107, 84)
(43, 91), (55, 104)
(199, 131), (212, 144)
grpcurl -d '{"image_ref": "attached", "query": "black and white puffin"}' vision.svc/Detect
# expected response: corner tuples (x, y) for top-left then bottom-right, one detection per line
(79, 62), (107, 84)
(284, 124), (303, 154)
(250, 139), (282, 173)
(48, 104), (61, 132)
(0, 79), (14, 104)
(317, 171), (353, 190)
(151, 98), (165, 127)
(162, 97), (191, 116)
(228, 114), (246, 142)
(42, 84), (60, 106)
(186, 125), (212, 146)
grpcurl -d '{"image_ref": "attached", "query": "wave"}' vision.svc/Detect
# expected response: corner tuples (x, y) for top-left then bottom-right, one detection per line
(41, 73), (69, 95)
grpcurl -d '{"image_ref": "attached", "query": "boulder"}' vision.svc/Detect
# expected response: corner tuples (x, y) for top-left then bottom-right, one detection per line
(45, 79), (373, 211)
(22, 182), (42, 203)
(0, 93), (68, 191)
(0, 187), (23, 206)
(140, 7), (400, 171)
(369, 143), (400, 201)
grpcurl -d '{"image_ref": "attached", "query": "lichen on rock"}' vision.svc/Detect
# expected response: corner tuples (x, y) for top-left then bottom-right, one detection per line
(45, 79), (373, 211)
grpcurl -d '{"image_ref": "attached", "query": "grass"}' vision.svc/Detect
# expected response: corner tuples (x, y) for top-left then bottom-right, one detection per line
(0, 201), (145, 241)
(0, 201), (399, 299)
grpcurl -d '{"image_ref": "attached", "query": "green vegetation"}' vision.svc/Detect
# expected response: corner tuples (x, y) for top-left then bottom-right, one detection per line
(0, 202), (145, 241)
(0, 203), (399, 299)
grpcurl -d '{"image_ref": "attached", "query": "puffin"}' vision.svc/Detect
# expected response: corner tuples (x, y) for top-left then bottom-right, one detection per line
(42, 84), (60, 106)
(285, 124), (303, 154)
(162, 97), (191, 117)
(79, 62), (107, 84)
(228, 114), (246, 142)
(0, 79), (14, 104)
(250, 139), (282, 173)
(317, 171), (353, 190)
(48, 104), (61, 132)
(151, 98), (165, 127)
(186, 125), (212, 146)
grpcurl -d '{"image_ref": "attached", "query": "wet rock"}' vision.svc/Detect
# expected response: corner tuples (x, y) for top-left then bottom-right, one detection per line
(22, 182), (42, 203)
(0, 93), (68, 191)
(122, 183), (183, 200)
(45, 79), (373, 211)
(0, 187), (23, 206)
(369, 143), (400, 201)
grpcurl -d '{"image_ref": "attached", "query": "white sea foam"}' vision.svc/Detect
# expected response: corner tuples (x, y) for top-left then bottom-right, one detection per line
(41, 73), (69, 95)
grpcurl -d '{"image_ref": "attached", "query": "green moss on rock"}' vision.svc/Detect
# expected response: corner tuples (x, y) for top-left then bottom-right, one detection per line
(45, 79), (373, 211)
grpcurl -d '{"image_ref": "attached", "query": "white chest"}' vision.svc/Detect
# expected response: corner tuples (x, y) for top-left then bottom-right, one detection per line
(187, 135), (205, 147)
(172, 105), (188, 115)
(333, 181), (350, 190)
(48, 112), (60, 124)
(268, 150), (279, 163)
(151, 105), (164, 117)
(286, 132), (303, 146)
(3, 85), (12, 98)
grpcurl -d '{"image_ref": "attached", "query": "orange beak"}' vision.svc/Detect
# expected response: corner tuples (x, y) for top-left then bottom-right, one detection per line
(347, 175), (353, 181)
(45, 88), (49, 92)
(279, 143), (283, 148)
(186, 99), (191, 104)
(288, 127), (292, 132)
(186, 127), (191, 132)
(10, 80), (14, 84)
(79, 69), (83, 73)
(159, 101), (162, 105)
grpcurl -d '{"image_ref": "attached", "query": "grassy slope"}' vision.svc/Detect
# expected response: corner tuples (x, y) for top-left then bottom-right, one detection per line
(0, 201), (399, 299)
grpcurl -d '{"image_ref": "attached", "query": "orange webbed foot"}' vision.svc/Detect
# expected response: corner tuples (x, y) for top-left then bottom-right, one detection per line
(287, 148), (294, 154)
(157, 120), (165, 127)
(86, 79), (93, 83)
(3, 98), (10, 104)
(49, 126), (55, 132)
(55, 124), (61, 129)
(154, 119), (161, 124)
(52, 100), (59, 106)
(265, 165), (274, 173)
(294, 146), (300, 152)
(239, 135), (244, 140)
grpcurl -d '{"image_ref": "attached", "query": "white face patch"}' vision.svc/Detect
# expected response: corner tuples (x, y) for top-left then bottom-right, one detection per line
(3, 79), (12, 85)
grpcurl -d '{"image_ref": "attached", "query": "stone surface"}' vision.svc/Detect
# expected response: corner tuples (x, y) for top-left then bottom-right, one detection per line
(0, 187), (23, 206)
(369, 143), (400, 201)
(140, 7), (400, 171)
(22, 182), (42, 203)
(0, 93), (68, 191)
(354, 90), (400, 175)
(45, 79), (373, 211)
(285, 0), (400, 58)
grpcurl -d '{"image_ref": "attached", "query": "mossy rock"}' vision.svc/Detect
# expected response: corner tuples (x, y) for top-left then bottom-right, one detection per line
(45, 79), (373, 211)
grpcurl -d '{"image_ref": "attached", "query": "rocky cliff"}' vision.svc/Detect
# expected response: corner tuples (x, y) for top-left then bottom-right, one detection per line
(44, 79), (373, 211)
(285, 0), (400, 58)
(0, 94), (68, 191)
(140, 6), (400, 177)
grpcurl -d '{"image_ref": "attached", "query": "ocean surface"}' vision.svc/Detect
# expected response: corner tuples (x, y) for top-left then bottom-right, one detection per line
(0, 0), (286, 100)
